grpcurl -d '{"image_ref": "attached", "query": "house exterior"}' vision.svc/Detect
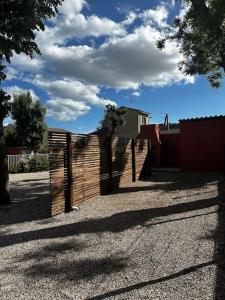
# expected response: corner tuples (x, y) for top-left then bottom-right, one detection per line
(139, 115), (225, 171)
(115, 106), (150, 138)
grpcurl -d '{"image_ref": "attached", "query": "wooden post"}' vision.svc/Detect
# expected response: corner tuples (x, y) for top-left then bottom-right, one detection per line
(148, 139), (152, 177)
(132, 138), (136, 182)
(108, 136), (113, 193)
(66, 132), (73, 212)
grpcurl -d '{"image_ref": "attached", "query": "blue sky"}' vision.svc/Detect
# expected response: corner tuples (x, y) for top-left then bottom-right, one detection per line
(3, 0), (225, 133)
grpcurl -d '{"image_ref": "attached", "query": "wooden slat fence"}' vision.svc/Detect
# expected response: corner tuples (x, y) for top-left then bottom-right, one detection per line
(48, 132), (150, 216)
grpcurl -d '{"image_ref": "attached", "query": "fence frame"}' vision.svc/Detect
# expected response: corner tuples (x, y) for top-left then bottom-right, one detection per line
(48, 131), (150, 216)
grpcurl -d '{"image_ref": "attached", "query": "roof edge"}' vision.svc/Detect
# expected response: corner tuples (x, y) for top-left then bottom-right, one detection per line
(179, 115), (225, 122)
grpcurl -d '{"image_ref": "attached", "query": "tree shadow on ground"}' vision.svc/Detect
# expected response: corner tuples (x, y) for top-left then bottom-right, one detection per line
(0, 175), (51, 225)
(1, 172), (225, 298)
(87, 260), (215, 300)
(16, 240), (85, 263)
(114, 172), (222, 194)
(87, 174), (225, 300)
(24, 256), (127, 283)
(206, 180), (225, 300)
(1, 239), (127, 285)
(195, 179), (225, 299)
(1, 189), (222, 248)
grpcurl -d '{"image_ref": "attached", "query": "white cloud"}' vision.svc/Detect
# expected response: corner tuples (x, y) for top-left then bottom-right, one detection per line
(140, 6), (169, 26)
(132, 91), (141, 97)
(12, 54), (43, 72)
(32, 77), (116, 121)
(122, 11), (138, 26)
(4, 86), (38, 100)
(36, 0), (126, 48)
(41, 25), (193, 89)
(4, 4), (194, 122)
(47, 98), (90, 122)
(58, 0), (86, 19)
(5, 67), (17, 81)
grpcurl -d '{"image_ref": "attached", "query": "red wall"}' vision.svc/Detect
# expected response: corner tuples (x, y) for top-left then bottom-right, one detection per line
(180, 118), (225, 171)
(160, 133), (180, 167)
(139, 125), (161, 167)
(6, 147), (27, 155)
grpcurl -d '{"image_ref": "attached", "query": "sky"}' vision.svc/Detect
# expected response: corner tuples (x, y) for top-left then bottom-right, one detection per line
(2, 0), (225, 133)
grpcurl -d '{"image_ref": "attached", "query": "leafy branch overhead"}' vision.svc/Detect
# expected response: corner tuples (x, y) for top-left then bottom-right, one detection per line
(0, 0), (63, 120)
(157, 0), (225, 88)
(0, 0), (63, 63)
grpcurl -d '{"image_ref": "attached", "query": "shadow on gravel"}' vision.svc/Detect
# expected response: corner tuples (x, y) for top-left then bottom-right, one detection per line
(195, 178), (225, 299)
(0, 176), (51, 225)
(87, 260), (215, 300)
(1, 239), (127, 284)
(114, 172), (221, 194)
(24, 256), (127, 283)
(0, 192), (221, 248)
(209, 180), (225, 300)
(16, 240), (86, 263)
(88, 175), (225, 300)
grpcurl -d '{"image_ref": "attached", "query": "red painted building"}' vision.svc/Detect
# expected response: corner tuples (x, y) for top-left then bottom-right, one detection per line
(139, 115), (225, 172)
(180, 116), (225, 172)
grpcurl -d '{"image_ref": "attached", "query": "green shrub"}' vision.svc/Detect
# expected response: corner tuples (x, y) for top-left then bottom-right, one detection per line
(9, 155), (49, 173)
(28, 156), (49, 172)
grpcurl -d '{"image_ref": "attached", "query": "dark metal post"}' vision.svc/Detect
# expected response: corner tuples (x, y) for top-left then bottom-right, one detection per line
(132, 138), (136, 182)
(148, 139), (152, 176)
(66, 132), (73, 212)
(108, 136), (113, 193)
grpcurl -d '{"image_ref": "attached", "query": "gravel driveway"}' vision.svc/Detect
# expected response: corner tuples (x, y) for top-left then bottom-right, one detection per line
(0, 171), (225, 300)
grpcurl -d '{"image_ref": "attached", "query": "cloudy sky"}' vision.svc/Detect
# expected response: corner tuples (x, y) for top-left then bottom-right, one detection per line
(3, 0), (225, 132)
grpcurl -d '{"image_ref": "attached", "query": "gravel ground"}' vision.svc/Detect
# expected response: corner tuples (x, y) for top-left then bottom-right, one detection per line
(0, 171), (225, 300)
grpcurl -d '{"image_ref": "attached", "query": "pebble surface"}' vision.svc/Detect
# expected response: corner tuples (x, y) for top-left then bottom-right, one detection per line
(0, 171), (224, 300)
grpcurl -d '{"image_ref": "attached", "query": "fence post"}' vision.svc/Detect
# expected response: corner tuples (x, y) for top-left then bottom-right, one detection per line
(148, 139), (152, 176)
(66, 132), (73, 212)
(132, 138), (136, 182)
(108, 136), (113, 193)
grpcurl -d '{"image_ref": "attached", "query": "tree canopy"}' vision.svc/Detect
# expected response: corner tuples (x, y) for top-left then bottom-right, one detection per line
(158, 0), (225, 87)
(0, 0), (63, 120)
(0, 0), (63, 205)
(99, 104), (127, 137)
(11, 92), (47, 152)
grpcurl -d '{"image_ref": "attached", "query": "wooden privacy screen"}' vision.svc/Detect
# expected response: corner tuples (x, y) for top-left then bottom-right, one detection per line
(48, 132), (150, 216)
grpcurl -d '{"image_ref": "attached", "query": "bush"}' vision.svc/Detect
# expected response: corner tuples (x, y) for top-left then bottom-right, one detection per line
(28, 156), (49, 172)
(9, 155), (49, 173)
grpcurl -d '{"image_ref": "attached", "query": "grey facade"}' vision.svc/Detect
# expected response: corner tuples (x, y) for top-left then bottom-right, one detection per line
(115, 106), (149, 138)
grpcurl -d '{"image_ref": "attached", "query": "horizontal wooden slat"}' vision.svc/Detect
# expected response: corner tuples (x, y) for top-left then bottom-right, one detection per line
(49, 133), (149, 216)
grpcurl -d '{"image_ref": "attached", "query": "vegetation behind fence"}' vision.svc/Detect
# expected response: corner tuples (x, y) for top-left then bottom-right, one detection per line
(7, 154), (49, 172)
(48, 132), (150, 216)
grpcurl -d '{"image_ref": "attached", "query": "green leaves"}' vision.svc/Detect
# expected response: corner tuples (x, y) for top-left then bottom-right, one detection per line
(0, 89), (11, 120)
(0, 0), (63, 120)
(0, 0), (63, 63)
(100, 104), (127, 136)
(11, 92), (47, 152)
(158, 0), (225, 87)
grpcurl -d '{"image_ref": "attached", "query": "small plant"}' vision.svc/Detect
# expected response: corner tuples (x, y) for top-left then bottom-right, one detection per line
(28, 156), (49, 172)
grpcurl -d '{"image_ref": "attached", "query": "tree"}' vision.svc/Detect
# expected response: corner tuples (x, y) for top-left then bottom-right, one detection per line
(0, 90), (11, 205)
(11, 92), (47, 152)
(157, 0), (225, 87)
(4, 124), (21, 147)
(99, 104), (127, 137)
(0, 0), (63, 205)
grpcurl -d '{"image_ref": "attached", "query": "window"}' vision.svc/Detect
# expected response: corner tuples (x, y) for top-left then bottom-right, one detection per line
(142, 116), (147, 125)
(138, 115), (148, 133)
